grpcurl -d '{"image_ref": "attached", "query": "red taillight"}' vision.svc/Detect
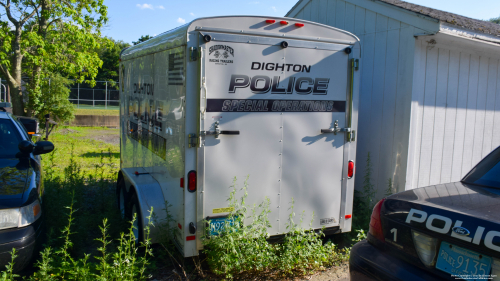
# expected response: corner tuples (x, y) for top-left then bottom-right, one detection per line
(345, 214), (352, 219)
(266, 19), (276, 24)
(295, 23), (304, 27)
(348, 160), (354, 178)
(180, 177), (184, 188)
(280, 20), (288, 25)
(186, 235), (196, 241)
(187, 170), (196, 193)
(369, 198), (386, 242)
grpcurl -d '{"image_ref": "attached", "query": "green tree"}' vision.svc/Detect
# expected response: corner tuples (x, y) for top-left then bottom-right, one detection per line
(132, 35), (152, 45)
(0, 0), (110, 116)
(490, 16), (500, 24)
(95, 38), (130, 86)
(36, 74), (75, 125)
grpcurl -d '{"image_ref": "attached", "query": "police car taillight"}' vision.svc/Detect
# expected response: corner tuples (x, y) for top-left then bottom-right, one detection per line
(187, 171), (196, 193)
(368, 198), (385, 242)
(411, 230), (438, 267)
(348, 160), (354, 178)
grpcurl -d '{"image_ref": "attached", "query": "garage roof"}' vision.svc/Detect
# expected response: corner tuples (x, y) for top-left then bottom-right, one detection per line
(375, 0), (500, 37)
(286, 0), (500, 37)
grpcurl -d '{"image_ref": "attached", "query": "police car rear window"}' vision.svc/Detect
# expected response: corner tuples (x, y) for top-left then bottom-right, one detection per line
(463, 147), (500, 188)
(0, 119), (22, 158)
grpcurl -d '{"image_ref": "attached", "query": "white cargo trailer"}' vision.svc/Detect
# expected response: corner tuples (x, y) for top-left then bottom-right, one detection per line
(117, 16), (361, 257)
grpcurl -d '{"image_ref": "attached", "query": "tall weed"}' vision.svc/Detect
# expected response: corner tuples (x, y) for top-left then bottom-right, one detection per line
(202, 177), (348, 279)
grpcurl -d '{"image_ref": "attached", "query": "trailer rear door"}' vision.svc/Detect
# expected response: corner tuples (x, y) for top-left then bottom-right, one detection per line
(199, 34), (350, 234)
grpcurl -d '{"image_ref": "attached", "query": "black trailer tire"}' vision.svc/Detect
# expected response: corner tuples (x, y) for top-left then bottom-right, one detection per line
(116, 181), (128, 218)
(127, 192), (144, 243)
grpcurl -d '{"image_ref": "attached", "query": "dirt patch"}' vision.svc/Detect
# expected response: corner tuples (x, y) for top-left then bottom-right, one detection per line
(150, 260), (350, 281)
(305, 262), (349, 280)
(57, 128), (79, 135)
(83, 129), (120, 146)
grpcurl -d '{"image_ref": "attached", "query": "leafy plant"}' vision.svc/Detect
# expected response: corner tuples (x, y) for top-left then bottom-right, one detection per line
(0, 249), (19, 281)
(202, 177), (349, 279)
(35, 74), (76, 127)
(385, 177), (394, 197)
(23, 199), (154, 281)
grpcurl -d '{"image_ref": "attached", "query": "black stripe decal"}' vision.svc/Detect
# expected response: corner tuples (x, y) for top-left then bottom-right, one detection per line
(206, 99), (346, 112)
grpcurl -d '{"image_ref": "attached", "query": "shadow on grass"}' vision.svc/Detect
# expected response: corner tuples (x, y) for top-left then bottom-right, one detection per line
(80, 152), (120, 159)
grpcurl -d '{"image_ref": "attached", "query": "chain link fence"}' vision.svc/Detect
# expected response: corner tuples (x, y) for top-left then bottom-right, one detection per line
(0, 79), (8, 102)
(0, 79), (120, 109)
(69, 80), (119, 109)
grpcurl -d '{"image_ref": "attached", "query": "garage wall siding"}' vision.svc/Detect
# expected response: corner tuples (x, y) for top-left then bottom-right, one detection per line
(409, 39), (500, 188)
(294, 0), (416, 196)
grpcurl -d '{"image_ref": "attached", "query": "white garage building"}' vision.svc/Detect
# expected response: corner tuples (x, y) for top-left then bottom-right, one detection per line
(287, 0), (500, 195)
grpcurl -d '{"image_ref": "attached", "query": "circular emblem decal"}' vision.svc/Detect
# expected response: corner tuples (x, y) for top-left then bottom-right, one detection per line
(452, 226), (470, 236)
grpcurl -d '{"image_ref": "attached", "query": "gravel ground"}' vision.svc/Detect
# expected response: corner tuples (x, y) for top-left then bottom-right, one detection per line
(150, 261), (350, 281)
(305, 263), (349, 281)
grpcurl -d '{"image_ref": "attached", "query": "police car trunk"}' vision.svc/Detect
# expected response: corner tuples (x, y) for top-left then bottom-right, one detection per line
(368, 153), (500, 280)
(119, 16), (360, 257)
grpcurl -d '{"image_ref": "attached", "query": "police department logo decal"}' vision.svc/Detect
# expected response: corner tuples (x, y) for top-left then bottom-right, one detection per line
(209, 45), (234, 65)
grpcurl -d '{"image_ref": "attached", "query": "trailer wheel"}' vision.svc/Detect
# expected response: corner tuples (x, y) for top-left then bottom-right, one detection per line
(127, 192), (144, 243)
(116, 181), (128, 218)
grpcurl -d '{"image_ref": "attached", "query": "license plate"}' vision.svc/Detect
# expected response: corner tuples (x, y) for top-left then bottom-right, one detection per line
(208, 216), (237, 236)
(436, 241), (492, 281)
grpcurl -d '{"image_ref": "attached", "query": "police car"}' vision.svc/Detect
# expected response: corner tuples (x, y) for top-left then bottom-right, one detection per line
(0, 103), (54, 271)
(350, 145), (500, 280)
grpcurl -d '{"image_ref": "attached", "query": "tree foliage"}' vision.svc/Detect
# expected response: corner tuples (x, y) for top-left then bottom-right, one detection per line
(490, 16), (500, 24)
(95, 38), (130, 86)
(132, 35), (152, 45)
(0, 0), (110, 116)
(36, 74), (75, 125)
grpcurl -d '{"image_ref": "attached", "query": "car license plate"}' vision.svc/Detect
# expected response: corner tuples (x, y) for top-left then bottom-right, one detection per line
(208, 216), (236, 236)
(436, 241), (492, 281)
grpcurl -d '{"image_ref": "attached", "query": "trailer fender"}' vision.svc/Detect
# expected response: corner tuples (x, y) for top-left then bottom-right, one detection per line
(119, 168), (166, 244)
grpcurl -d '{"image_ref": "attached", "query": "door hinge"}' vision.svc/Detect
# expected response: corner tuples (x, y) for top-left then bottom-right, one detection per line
(188, 133), (198, 148)
(190, 47), (198, 61)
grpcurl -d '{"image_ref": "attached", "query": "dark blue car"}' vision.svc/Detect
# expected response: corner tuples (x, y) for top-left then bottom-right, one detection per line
(350, 145), (500, 280)
(0, 106), (54, 272)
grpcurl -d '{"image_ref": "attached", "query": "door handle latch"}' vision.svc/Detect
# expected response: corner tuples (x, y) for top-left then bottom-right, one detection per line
(321, 120), (350, 135)
(201, 121), (240, 138)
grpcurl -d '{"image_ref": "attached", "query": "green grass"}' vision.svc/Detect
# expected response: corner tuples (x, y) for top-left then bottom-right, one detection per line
(74, 108), (119, 116)
(44, 126), (119, 178)
(0, 125), (158, 280)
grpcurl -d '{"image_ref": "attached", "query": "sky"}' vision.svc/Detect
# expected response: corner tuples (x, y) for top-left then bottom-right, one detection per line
(103, 0), (500, 44)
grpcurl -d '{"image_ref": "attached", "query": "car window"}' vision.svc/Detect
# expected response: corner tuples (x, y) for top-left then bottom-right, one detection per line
(462, 147), (500, 188)
(0, 119), (22, 158)
(11, 116), (29, 139)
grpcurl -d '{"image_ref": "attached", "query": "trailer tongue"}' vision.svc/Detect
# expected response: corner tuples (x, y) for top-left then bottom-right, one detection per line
(118, 16), (360, 257)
